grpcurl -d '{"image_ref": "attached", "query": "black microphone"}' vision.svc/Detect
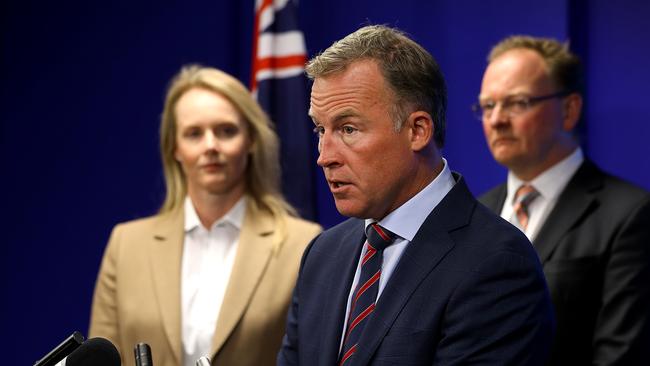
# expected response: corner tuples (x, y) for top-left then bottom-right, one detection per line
(34, 331), (85, 366)
(65, 337), (121, 366)
(134, 343), (153, 366)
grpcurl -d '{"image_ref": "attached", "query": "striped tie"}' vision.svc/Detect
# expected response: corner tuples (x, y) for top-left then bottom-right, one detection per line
(513, 184), (539, 230)
(339, 223), (396, 366)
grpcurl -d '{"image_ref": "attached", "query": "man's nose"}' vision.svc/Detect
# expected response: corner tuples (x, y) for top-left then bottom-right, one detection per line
(485, 103), (509, 127)
(316, 132), (339, 168)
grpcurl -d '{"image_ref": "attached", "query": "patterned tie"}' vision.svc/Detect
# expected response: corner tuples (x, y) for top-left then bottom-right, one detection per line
(339, 223), (396, 366)
(513, 184), (539, 230)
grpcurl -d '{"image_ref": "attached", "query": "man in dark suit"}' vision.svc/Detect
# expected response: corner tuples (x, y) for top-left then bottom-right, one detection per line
(277, 25), (554, 366)
(476, 35), (650, 365)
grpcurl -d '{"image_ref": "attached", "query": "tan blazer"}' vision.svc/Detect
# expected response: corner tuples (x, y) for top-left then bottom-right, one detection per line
(89, 199), (321, 366)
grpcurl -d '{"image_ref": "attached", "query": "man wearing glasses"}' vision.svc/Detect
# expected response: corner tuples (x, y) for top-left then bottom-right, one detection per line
(476, 35), (650, 365)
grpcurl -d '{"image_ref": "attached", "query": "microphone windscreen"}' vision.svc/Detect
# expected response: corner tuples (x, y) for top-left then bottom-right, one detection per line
(66, 337), (121, 366)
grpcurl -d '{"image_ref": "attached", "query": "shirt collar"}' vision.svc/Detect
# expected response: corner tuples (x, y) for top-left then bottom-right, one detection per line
(507, 147), (584, 203)
(365, 158), (456, 242)
(184, 195), (247, 232)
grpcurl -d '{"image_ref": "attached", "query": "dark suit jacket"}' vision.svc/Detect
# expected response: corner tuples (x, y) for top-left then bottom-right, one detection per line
(480, 160), (650, 365)
(278, 175), (555, 365)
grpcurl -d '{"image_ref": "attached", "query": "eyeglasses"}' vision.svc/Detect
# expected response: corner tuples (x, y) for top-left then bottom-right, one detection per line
(471, 91), (570, 120)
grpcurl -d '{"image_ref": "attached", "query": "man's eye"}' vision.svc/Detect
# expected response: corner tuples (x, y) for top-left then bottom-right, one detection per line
(481, 101), (495, 111)
(313, 126), (324, 136)
(509, 99), (530, 111)
(341, 126), (356, 134)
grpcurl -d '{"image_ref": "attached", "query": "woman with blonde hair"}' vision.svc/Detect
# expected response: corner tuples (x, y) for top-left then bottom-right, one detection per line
(89, 65), (321, 366)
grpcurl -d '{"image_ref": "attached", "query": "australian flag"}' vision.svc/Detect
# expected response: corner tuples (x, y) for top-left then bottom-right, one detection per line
(251, 0), (316, 220)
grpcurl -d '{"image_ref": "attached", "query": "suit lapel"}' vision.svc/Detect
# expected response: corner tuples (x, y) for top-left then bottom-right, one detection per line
(533, 161), (602, 262)
(352, 175), (475, 366)
(319, 221), (367, 366)
(210, 200), (277, 356)
(479, 183), (507, 213)
(149, 209), (185, 365)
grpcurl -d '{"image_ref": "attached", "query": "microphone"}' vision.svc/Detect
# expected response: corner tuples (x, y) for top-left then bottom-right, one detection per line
(134, 343), (153, 366)
(34, 331), (85, 366)
(195, 356), (211, 366)
(65, 337), (121, 366)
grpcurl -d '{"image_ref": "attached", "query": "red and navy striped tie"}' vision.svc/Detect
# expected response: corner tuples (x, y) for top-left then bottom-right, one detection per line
(339, 223), (396, 365)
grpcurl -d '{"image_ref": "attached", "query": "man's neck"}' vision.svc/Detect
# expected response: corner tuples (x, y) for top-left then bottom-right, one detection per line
(512, 143), (578, 182)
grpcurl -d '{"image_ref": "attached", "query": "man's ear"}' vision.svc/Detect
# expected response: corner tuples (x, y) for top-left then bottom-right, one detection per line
(563, 93), (583, 132)
(407, 111), (434, 152)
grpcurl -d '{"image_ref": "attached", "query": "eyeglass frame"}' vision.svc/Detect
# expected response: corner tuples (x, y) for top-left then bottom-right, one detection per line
(471, 91), (571, 121)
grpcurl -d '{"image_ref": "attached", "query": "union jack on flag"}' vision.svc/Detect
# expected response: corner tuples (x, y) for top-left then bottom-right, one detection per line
(251, 0), (316, 219)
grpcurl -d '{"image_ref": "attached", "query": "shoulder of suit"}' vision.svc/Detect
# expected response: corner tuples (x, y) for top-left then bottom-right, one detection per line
(242, 205), (321, 251)
(478, 183), (507, 206)
(315, 217), (362, 240)
(100, 212), (180, 261)
(577, 161), (649, 204)
(599, 172), (649, 198)
(111, 210), (181, 235)
(284, 214), (323, 235)
(590, 174), (650, 220)
(273, 214), (322, 251)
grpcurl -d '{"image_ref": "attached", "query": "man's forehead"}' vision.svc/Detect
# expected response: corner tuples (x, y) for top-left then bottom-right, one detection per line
(309, 104), (360, 123)
(501, 51), (549, 78)
(312, 60), (383, 88)
(480, 50), (554, 97)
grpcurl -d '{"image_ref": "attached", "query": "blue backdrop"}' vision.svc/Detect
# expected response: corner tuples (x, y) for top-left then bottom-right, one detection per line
(2, 0), (648, 363)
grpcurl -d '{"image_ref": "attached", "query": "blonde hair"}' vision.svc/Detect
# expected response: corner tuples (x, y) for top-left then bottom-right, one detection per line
(159, 65), (295, 218)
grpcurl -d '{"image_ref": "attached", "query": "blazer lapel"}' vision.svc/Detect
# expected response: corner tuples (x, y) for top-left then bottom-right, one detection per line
(319, 221), (367, 366)
(480, 183), (507, 212)
(210, 200), (276, 356)
(352, 175), (474, 366)
(149, 209), (185, 365)
(533, 161), (602, 262)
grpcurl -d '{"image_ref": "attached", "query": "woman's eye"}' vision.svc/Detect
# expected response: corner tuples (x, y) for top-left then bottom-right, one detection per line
(217, 125), (239, 138)
(184, 128), (202, 138)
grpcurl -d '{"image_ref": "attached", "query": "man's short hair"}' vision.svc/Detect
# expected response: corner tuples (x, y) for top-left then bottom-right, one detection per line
(306, 25), (447, 148)
(488, 35), (584, 95)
